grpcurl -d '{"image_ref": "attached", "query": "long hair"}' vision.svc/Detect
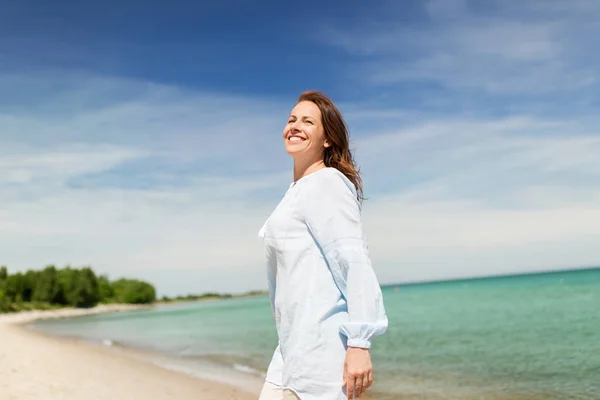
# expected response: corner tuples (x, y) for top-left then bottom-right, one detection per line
(297, 90), (364, 203)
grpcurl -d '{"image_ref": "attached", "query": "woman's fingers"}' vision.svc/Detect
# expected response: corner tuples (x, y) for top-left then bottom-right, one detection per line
(347, 376), (355, 400)
(358, 373), (366, 396)
(355, 375), (364, 398)
(346, 371), (373, 398)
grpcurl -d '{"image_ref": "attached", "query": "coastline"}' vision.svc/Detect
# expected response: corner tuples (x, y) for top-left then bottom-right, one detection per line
(0, 304), (259, 400)
(0, 303), (153, 325)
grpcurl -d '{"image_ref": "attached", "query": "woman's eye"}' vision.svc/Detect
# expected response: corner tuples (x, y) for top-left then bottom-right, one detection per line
(305, 120), (313, 125)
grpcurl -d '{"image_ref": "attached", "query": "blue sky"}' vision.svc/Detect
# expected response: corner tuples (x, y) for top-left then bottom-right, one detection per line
(1, 0), (600, 296)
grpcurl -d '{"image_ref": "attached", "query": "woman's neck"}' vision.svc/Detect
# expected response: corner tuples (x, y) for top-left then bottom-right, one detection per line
(293, 158), (327, 183)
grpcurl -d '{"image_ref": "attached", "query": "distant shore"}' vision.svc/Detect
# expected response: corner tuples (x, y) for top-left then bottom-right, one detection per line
(155, 290), (268, 304)
(0, 304), (258, 400)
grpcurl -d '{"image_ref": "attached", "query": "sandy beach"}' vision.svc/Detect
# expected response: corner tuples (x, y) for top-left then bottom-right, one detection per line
(0, 305), (258, 400)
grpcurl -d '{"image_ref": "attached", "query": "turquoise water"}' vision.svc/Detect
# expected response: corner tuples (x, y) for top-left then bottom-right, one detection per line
(31, 268), (600, 399)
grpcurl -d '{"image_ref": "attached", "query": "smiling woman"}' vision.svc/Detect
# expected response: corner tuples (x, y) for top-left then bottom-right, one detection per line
(283, 91), (364, 203)
(258, 91), (388, 400)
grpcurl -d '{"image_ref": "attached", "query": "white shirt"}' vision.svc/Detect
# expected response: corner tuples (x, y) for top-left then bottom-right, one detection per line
(258, 167), (388, 400)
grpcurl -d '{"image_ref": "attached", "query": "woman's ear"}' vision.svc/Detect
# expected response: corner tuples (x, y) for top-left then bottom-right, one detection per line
(324, 140), (331, 148)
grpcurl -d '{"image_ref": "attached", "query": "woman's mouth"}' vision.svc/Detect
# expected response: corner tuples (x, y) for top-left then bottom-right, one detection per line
(288, 135), (306, 142)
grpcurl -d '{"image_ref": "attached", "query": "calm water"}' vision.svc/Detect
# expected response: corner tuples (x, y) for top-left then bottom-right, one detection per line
(31, 268), (600, 399)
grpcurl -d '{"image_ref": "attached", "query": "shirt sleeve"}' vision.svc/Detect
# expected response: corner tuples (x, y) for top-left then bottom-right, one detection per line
(299, 170), (388, 349)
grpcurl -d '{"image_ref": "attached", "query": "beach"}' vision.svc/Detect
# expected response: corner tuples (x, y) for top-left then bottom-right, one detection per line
(0, 305), (258, 400)
(2, 269), (598, 400)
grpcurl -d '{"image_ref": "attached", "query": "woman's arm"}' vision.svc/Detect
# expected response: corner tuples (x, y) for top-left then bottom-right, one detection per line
(300, 170), (388, 397)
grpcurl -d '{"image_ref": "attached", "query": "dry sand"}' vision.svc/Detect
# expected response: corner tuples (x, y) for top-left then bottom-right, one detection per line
(0, 305), (258, 400)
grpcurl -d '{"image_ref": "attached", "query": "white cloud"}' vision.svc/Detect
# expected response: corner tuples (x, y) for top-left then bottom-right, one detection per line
(0, 152), (283, 296)
(363, 189), (600, 284)
(0, 71), (290, 173)
(355, 115), (600, 204)
(0, 72), (294, 295)
(351, 112), (600, 283)
(321, 0), (600, 93)
(0, 146), (144, 186)
(366, 194), (600, 251)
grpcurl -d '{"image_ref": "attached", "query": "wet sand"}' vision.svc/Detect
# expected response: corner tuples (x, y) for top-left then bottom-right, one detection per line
(0, 305), (258, 400)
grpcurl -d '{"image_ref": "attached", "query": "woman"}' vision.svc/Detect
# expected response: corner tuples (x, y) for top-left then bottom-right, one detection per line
(258, 91), (388, 400)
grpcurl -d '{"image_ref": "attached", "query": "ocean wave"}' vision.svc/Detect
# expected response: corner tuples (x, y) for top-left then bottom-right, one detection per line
(233, 362), (262, 375)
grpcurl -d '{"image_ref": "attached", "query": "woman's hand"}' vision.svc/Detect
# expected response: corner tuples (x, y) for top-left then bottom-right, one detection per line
(343, 347), (373, 399)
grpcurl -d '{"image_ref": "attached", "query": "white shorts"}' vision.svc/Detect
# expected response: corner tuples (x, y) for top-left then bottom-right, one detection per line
(258, 381), (300, 400)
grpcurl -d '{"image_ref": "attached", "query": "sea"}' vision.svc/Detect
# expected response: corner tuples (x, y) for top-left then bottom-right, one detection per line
(29, 267), (600, 400)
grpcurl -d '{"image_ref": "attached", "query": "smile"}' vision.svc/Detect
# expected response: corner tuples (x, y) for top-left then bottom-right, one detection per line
(288, 134), (306, 142)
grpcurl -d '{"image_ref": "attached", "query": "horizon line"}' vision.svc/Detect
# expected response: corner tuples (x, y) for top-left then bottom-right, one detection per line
(381, 264), (600, 289)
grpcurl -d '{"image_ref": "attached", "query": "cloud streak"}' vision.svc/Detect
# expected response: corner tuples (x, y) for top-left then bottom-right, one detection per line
(322, 0), (600, 95)
(0, 72), (295, 295)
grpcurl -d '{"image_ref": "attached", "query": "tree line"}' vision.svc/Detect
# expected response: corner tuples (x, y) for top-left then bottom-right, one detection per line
(159, 290), (267, 303)
(0, 265), (156, 313)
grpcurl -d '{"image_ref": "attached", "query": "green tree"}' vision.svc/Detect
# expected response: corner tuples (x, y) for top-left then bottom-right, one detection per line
(4, 272), (25, 303)
(98, 275), (115, 303)
(0, 266), (7, 311)
(61, 267), (100, 308)
(111, 278), (156, 304)
(22, 270), (38, 302)
(0, 264), (158, 313)
(0, 288), (10, 312)
(33, 265), (63, 304)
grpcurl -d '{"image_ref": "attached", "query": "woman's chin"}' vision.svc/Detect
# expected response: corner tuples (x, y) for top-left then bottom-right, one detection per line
(284, 144), (303, 156)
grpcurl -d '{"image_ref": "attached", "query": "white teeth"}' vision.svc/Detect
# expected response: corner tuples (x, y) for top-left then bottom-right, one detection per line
(289, 136), (303, 142)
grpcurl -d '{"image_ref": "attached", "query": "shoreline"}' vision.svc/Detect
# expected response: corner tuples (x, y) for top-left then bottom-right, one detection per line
(0, 304), (259, 400)
(0, 303), (153, 325)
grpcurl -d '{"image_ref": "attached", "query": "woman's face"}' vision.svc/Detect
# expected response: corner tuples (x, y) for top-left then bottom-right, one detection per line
(283, 100), (330, 159)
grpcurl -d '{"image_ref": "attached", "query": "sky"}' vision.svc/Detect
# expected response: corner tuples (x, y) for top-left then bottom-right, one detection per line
(1, 0), (599, 296)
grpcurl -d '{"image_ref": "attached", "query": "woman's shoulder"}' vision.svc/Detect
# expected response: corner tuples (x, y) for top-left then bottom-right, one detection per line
(300, 167), (357, 198)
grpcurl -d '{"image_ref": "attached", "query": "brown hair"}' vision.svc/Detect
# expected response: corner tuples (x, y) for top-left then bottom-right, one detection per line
(297, 90), (364, 203)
